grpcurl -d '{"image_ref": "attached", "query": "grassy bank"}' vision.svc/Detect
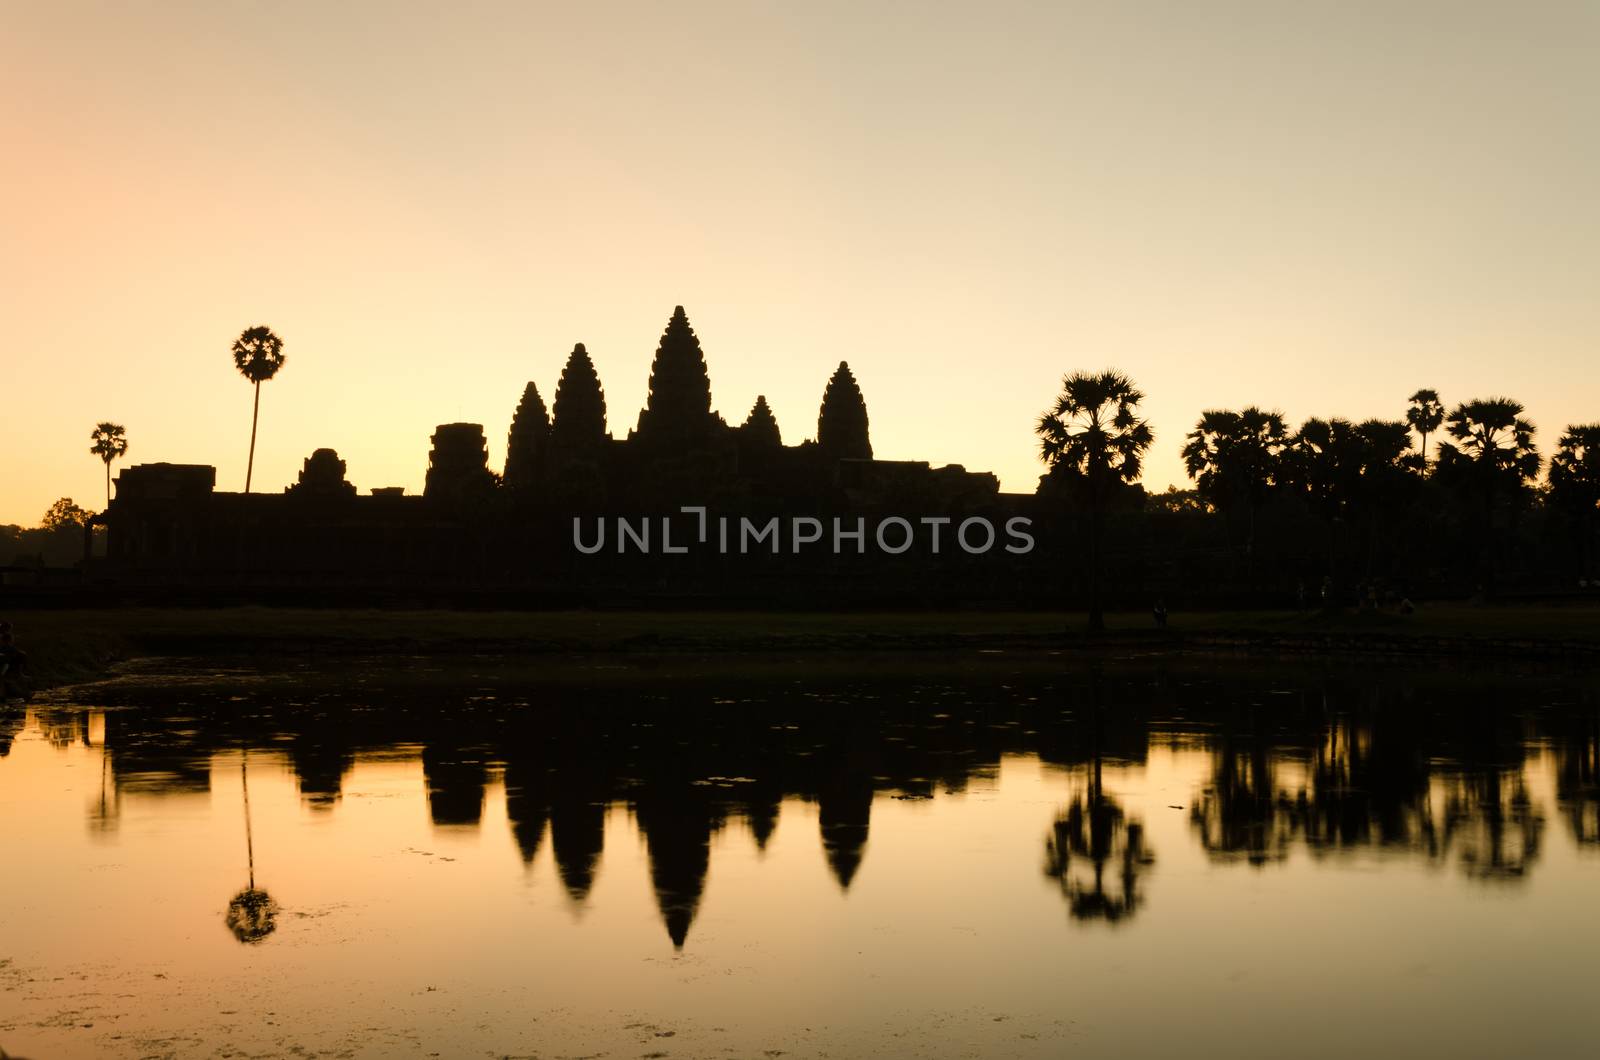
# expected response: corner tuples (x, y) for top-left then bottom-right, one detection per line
(5, 601), (1598, 690)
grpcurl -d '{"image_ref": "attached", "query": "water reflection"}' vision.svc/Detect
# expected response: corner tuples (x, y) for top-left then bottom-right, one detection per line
(11, 656), (1600, 952)
(225, 749), (278, 943)
(1042, 672), (1154, 922)
(1555, 701), (1600, 844)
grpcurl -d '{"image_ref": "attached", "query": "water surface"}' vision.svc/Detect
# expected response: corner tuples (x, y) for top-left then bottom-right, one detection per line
(2, 652), (1597, 1058)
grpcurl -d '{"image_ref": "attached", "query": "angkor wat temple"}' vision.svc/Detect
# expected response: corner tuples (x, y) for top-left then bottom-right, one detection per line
(95, 307), (1041, 603)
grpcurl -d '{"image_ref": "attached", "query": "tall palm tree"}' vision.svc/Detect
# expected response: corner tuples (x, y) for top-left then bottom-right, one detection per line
(231, 325), (287, 493)
(88, 422), (129, 509)
(1406, 388), (1445, 471)
(1036, 370), (1153, 631)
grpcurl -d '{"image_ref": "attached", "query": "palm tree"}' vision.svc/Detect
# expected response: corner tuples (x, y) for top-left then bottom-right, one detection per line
(88, 422), (129, 508)
(1182, 407), (1288, 579)
(1441, 398), (1539, 476)
(1406, 389), (1445, 471)
(1036, 371), (1152, 631)
(1284, 418), (1358, 519)
(1436, 398), (1540, 594)
(1549, 424), (1600, 580)
(231, 326), (287, 492)
(1351, 419), (1420, 577)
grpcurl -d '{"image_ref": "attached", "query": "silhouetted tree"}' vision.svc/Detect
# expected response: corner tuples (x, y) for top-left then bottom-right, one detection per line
(1036, 370), (1153, 630)
(503, 381), (550, 490)
(741, 395), (782, 447)
(231, 325), (286, 493)
(42, 497), (91, 530)
(1182, 407), (1288, 577)
(817, 361), (872, 460)
(1436, 398), (1540, 592)
(1439, 398), (1540, 485)
(1284, 418), (1419, 585)
(88, 422), (128, 508)
(1350, 419), (1420, 575)
(1549, 424), (1600, 579)
(635, 306), (715, 446)
(550, 343), (608, 453)
(1283, 417), (1360, 533)
(1406, 388), (1445, 471)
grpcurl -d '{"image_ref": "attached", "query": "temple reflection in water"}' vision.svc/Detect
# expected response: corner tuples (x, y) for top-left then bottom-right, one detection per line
(10, 656), (1598, 950)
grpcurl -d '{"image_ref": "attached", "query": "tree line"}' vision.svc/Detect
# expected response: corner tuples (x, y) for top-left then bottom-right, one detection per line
(1038, 372), (1600, 625)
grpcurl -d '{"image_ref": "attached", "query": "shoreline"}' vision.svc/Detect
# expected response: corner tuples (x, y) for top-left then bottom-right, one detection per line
(7, 603), (1598, 691)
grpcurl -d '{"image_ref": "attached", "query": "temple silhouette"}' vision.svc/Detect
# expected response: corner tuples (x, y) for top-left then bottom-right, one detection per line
(92, 306), (1031, 601)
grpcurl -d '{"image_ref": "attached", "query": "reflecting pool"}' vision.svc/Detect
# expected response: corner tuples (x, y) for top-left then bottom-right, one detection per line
(2, 652), (1597, 1058)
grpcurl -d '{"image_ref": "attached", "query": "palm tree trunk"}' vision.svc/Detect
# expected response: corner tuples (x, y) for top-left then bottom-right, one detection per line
(104, 461), (111, 509)
(1087, 504), (1105, 632)
(1246, 501), (1257, 589)
(245, 379), (261, 493)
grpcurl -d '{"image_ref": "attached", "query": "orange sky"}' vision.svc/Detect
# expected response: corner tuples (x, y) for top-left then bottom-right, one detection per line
(3, 1), (1597, 524)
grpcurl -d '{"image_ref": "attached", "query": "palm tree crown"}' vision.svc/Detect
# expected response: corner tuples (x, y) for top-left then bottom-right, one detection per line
(232, 326), (286, 383)
(1407, 388), (1445, 468)
(1442, 398), (1540, 482)
(1548, 424), (1600, 512)
(1036, 370), (1153, 494)
(89, 422), (129, 508)
(1181, 407), (1288, 508)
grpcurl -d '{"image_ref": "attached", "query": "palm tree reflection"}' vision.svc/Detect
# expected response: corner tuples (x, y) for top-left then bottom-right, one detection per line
(1044, 721), (1153, 923)
(1554, 703), (1600, 846)
(1191, 729), (1299, 866)
(1438, 768), (1544, 880)
(226, 749), (278, 943)
(1044, 793), (1152, 922)
(87, 727), (120, 836)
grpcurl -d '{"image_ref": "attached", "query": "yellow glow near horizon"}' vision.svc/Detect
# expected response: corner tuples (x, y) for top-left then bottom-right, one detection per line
(3, 1), (1598, 524)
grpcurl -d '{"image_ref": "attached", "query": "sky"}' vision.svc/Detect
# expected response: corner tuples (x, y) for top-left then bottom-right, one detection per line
(3, 0), (1597, 524)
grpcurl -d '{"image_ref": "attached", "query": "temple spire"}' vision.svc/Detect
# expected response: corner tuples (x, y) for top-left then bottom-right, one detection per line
(635, 305), (715, 445)
(503, 382), (550, 488)
(817, 361), (872, 459)
(551, 343), (608, 452)
(741, 395), (781, 447)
